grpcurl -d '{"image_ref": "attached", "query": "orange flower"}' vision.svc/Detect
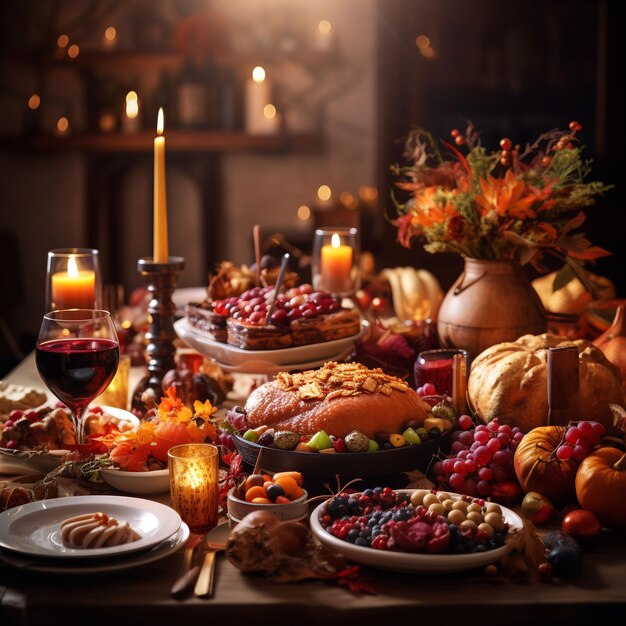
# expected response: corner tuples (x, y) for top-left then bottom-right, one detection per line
(109, 439), (151, 472)
(474, 170), (538, 220)
(103, 387), (220, 471)
(412, 188), (459, 228)
(159, 386), (186, 415)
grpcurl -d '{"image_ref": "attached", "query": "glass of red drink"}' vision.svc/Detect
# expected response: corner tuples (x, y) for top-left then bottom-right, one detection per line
(414, 348), (469, 397)
(36, 309), (119, 445)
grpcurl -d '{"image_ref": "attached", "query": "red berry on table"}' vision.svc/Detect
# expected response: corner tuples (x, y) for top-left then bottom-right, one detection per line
(450, 129), (460, 138)
(500, 138), (513, 151)
(422, 383), (436, 396)
(569, 121), (582, 132)
(455, 135), (466, 146)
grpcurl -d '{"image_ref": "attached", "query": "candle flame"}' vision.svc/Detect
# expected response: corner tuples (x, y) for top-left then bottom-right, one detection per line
(126, 91), (139, 119)
(252, 66), (266, 83)
(157, 108), (164, 135)
(318, 20), (332, 34)
(317, 185), (332, 201)
(67, 255), (79, 277)
(331, 233), (341, 248)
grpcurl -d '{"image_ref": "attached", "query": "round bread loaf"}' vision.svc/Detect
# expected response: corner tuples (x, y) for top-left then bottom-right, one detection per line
(244, 362), (430, 437)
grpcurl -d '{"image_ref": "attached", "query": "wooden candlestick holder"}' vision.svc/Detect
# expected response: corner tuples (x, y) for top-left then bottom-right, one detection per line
(131, 256), (185, 414)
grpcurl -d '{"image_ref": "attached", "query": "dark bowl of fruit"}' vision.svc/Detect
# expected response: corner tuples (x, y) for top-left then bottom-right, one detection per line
(232, 413), (453, 487)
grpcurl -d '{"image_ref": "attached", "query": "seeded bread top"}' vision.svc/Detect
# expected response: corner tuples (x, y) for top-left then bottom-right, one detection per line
(275, 361), (409, 402)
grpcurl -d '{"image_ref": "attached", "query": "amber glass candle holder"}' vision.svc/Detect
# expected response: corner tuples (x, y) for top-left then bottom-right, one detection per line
(45, 248), (101, 312)
(168, 443), (219, 532)
(312, 227), (360, 296)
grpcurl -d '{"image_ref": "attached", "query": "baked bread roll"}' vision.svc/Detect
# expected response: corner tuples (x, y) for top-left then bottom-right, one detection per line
(244, 362), (430, 437)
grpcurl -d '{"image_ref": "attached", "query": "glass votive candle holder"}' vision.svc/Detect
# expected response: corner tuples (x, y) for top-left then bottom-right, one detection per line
(312, 227), (360, 296)
(414, 348), (469, 397)
(168, 443), (219, 532)
(95, 353), (131, 410)
(45, 248), (102, 312)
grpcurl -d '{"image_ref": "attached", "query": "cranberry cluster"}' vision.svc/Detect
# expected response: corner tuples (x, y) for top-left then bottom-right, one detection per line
(212, 283), (341, 326)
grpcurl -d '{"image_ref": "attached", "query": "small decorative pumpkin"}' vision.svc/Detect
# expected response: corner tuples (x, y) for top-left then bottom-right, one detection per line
(575, 447), (626, 527)
(468, 333), (624, 432)
(513, 426), (578, 501)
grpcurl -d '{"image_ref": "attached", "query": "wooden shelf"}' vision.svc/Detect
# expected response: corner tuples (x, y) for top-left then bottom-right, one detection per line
(1, 130), (324, 154)
(11, 48), (339, 73)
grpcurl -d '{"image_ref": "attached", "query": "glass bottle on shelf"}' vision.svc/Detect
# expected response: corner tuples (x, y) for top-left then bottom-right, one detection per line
(176, 60), (210, 128)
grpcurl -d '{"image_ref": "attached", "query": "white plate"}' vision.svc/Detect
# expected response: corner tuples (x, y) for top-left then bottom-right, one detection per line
(208, 345), (357, 374)
(174, 317), (367, 366)
(310, 490), (523, 573)
(0, 522), (189, 574)
(0, 495), (181, 559)
(0, 406), (139, 475)
(100, 468), (170, 495)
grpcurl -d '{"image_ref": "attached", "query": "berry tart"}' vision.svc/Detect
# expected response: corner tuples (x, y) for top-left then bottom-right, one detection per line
(186, 283), (361, 350)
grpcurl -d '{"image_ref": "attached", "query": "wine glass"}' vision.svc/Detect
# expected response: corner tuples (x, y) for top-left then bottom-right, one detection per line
(36, 309), (120, 446)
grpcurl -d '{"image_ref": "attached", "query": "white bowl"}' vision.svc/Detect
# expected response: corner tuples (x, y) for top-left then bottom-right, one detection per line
(310, 490), (523, 573)
(100, 468), (170, 495)
(227, 487), (309, 524)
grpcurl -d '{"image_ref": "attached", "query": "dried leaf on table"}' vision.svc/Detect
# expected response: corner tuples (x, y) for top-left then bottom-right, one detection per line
(499, 519), (546, 582)
(403, 469), (435, 490)
(226, 510), (374, 593)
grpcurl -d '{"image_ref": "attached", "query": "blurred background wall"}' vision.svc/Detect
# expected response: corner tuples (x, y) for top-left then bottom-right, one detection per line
(1, 0), (624, 374)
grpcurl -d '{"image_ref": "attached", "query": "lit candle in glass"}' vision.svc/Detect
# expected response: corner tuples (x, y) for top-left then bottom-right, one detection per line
(153, 108), (168, 263)
(168, 444), (219, 532)
(312, 227), (360, 296)
(321, 233), (352, 293)
(49, 252), (97, 311)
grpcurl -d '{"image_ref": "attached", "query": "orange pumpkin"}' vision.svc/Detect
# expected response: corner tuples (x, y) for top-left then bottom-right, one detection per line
(575, 447), (626, 527)
(513, 426), (577, 501)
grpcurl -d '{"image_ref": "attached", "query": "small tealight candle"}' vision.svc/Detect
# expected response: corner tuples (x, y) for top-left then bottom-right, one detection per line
(168, 444), (219, 532)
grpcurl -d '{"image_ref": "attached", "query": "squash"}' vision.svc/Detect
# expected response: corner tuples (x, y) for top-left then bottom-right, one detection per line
(531, 270), (615, 315)
(467, 333), (624, 432)
(379, 267), (443, 322)
(593, 305), (626, 390)
(513, 426), (578, 501)
(575, 447), (626, 527)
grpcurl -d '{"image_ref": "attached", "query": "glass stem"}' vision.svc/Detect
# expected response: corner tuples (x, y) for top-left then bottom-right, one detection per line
(74, 407), (86, 446)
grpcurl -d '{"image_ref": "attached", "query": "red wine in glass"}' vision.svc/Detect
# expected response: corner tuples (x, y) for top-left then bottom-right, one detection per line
(36, 339), (118, 410)
(36, 309), (119, 445)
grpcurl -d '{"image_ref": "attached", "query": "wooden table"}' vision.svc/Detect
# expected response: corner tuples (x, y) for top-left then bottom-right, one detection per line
(2, 357), (626, 625)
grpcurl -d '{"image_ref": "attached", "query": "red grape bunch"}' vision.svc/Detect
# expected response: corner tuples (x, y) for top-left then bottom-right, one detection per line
(432, 416), (523, 498)
(555, 420), (605, 463)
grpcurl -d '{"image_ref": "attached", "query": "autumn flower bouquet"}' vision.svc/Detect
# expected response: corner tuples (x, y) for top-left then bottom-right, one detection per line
(97, 388), (219, 472)
(391, 121), (612, 291)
